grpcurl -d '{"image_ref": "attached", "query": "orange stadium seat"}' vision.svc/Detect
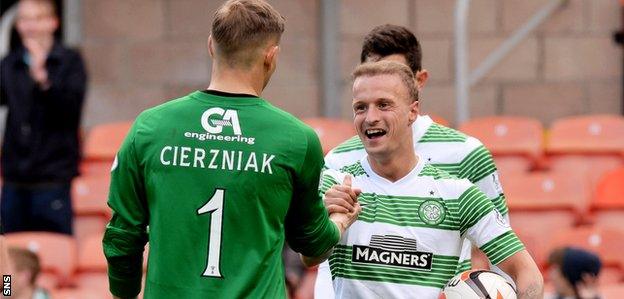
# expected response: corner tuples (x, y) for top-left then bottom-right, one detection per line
(73, 215), (108, 247)
(502, 172), (590, 260)
(5, 232), (77, 287)
(493, 156), (533, 176)
(72, 175), (111, 218)
(460, 116), (544, 175)
(83, 121), (133, 161)
(77, 234), (107, 273)
(592, 167), (624, 210)
(591, 167), (624, 232)
(502, 172), (590, 213)
(50, 287), (109, 299)
(459, 116), (544, 161)
(548, 226), (624, 271)
(302, 118), (356, 154)
(74, 234), (149, 296)
(80, 160), (114, 177)
(510, 212), (576, 268)
(602, 283), (624, 299)
(548, 155), (623, 194)
(546, 115), (624, 155)
(73, 233), (110, 297)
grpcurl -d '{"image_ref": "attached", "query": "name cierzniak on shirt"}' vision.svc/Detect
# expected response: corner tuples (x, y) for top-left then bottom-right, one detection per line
(159, 145), (275, 174)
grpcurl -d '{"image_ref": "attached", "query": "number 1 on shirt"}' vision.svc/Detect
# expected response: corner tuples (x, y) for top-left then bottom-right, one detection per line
(197, 188), (225, 278)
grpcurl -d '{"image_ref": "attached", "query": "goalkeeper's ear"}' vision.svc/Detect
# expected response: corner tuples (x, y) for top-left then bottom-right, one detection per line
(208, 35), (215, 58)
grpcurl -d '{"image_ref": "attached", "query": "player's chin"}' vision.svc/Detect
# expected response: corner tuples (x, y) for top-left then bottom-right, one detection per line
(363, 142), (386, 156)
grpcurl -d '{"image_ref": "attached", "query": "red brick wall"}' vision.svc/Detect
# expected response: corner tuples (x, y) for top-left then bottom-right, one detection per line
(80, 0), (622, 127)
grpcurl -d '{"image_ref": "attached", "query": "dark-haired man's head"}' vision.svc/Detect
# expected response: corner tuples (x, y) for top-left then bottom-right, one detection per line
(548, 247), (602, 298)
(360, 24), (429, 91)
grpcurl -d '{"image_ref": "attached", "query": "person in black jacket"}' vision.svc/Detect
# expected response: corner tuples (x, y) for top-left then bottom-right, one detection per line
(0, 0), (87, 235)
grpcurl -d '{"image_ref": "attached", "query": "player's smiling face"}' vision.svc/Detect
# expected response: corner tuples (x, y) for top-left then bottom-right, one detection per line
(352, 74), (417, 159)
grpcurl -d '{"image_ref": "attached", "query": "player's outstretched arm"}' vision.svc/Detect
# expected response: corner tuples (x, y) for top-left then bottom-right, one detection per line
(300, 202), (361, 267)
(497, 249), (544, 299)
(103, 124), (149, 299)
(301, 175), (362, 267)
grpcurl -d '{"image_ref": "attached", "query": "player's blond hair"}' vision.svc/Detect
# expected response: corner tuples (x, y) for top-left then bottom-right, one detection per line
(211, 0), (285, 68)
(353, 61), (419, 102)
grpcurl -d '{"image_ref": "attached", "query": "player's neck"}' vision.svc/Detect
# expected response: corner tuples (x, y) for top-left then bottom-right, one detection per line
(368, 149), (418, 182)
(208, 64), (265, 97)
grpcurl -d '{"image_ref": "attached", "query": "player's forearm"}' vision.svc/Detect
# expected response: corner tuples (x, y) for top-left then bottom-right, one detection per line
(498, 250), (543, 299)
(300, 219), (347, 267)
(516, 280), (544, 299)
(300, 247), (334, 268)
(103, 225), (147, 298)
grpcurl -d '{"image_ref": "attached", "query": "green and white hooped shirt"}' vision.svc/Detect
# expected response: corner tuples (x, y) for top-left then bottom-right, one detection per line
(319, 156), (523, 299)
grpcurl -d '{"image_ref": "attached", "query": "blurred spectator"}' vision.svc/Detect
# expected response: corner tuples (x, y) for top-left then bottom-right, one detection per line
(7, 247), (51, 299)
(0, 0), (87, 235)
(547, 247), (602, 299)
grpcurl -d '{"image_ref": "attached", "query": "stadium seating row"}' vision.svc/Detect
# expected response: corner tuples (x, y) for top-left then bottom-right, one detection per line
(5, 226), (623, 299)
(69, 114), (624, 252)
(5, 232), (146, 295)
(81, 114), (624, 160)
(67, 167), (624, 254)
(6, 224), (624, 288)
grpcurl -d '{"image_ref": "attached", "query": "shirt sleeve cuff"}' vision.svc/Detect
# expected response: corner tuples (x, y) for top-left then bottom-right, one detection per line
(108, 272), (142, 299)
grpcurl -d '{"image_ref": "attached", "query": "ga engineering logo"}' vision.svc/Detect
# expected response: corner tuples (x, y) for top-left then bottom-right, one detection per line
(185, 107), (255, 145)
(201, 107), (241, 135)
(352, 235), (433, 271)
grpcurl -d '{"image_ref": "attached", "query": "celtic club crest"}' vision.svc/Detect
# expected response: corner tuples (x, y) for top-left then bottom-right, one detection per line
(418, 200), (445, 225)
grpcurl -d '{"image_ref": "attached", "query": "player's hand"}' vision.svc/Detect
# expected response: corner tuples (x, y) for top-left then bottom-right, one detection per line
(329, 200), (361, 236)
(324, 174), (362, 214)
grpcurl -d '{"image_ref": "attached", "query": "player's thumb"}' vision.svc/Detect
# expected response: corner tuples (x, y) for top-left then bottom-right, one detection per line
(343, 174), (352, 187)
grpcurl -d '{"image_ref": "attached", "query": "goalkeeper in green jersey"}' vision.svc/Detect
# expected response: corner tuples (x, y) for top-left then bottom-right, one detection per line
(102, 1), (360, 298)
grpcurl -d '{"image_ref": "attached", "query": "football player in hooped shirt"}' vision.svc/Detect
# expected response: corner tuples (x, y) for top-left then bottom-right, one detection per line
(319, 61), (543, 299)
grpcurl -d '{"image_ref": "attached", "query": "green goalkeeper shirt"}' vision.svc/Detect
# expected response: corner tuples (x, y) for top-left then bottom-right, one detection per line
(103, 90), (339, 298)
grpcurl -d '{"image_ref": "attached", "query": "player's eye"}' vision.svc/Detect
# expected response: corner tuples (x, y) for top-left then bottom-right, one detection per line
(353, 104), (366, 113)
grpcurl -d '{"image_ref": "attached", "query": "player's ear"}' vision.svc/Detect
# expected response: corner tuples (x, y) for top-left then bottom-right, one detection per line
(408, 99), (419, 125)
(415, 69), (429, 91)
(49, 15), (59, 32)
(264, 45), (279, 69)
(208, 35), (215, 58)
